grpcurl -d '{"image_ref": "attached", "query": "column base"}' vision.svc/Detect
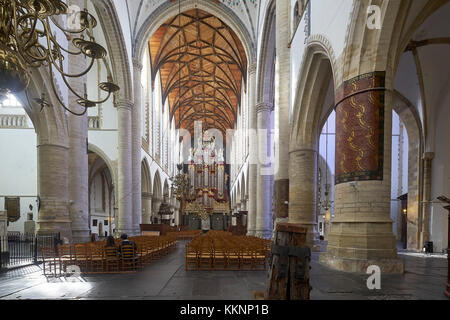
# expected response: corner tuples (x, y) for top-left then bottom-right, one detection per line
(319, 253), (404, 273)
(254, 230), (273, 239)
(116, 228), (135, 237)
(37, 221), (72, 243)
(72, 229), (91, 244)
(246, 229), (256, 236)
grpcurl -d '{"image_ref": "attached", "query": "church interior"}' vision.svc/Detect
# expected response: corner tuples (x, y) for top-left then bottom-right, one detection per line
(0, 0), (449, 302)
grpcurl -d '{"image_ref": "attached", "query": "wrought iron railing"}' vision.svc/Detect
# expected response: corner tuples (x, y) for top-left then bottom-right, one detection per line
(0, 232), (60, 271)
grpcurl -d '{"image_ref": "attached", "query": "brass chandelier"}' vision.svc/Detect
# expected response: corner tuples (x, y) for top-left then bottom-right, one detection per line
(0, 0), (119, 115)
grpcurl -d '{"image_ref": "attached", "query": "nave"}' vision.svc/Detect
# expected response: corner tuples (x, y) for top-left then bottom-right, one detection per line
(0, 241), (446, 300)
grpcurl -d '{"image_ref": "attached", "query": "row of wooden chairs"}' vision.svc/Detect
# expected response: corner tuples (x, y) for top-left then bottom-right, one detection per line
(41, 235), (177, 276)
(185, 233), (271, 271)
(167, 230), (203, 240)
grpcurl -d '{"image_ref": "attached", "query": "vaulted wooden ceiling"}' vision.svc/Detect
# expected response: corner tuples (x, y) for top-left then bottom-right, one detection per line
(148, 9), (247, 134)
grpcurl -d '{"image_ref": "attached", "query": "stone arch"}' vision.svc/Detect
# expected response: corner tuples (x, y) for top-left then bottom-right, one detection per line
(291, 42), (335, 150)
(256, 0), (276, 104)
(87, 143), (118, 201)
(392, 90), (424, 251)
(133, 0), (256, 67)
(16, 68), (69, 147)
(152, 170), (162, 200)
(288, 39), (335, 247)
(341, 0), (449, 84)
(141, 158), (152, 224)
(93, 0), (133, 103)
(141, 159), (152, 194)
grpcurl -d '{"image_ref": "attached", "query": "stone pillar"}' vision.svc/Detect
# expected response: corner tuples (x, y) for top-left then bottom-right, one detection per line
(132, 59), (143, 235)
(117, 100), (134, 235)
(247, 62), (257, 236)
(256, 102), (274, 239)
(241, 197), (247, 211)
(67, 0), (89, 243)
(0, 210), (8, 257)
(274, 0), (291, 225)
(420, 152), (434, 250)
(142, 192), (152, 224)
(36, 142), (72, 241)
(288, 148), (320, 248)
(320, 72), (403, 273)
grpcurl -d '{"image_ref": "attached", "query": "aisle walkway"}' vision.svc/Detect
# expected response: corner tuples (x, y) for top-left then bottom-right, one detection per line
(0, 241), (447, 300)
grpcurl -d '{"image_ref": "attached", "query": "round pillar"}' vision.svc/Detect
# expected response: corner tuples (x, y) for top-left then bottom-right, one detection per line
(132, 59), (143, 235)
(256, 102), (274, 239)
(320, 72), (403, 273)
(288, 148), (320, 248)
(36, 142), (72, 241)
(117, 100), (133, 235)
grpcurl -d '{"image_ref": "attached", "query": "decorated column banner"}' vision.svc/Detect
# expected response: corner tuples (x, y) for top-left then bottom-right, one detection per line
(334, 71), (386, 185)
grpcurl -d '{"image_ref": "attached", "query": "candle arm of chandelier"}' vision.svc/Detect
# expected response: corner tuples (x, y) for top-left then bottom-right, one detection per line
(47, 64), (88, 116)
(49, 16), (88, 35)
(57, 61), (115, 105)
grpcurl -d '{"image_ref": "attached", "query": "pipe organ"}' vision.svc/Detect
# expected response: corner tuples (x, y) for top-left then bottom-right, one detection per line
(184, 133), (230, 220)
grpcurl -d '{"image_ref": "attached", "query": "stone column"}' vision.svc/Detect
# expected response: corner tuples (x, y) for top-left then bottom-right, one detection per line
(241, 197), (248, 211)
(320, 72), (403, 273)
(142, 192), (152, 224)
(247, 62), (258, 236)
(420, 152), (434, 249)
(274, 0), (291, 224)
(256, 102), (274, 239)
(36, 142), (72, 241)
(117, 100), (134, 235)
(132, 59), (143, 235)
(67, 0), (90, 243)
(0, 210), (7, 259)
(67, 112), (89, 243)
(288, 147), (320, 248)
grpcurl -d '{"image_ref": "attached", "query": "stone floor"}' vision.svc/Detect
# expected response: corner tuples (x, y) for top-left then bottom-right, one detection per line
(0, 242), (447, 300)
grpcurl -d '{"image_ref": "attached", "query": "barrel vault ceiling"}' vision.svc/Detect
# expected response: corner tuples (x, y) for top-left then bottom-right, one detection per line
(148, 9), (248, 134)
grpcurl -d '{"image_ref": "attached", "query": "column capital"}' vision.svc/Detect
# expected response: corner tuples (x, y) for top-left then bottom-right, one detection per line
(132, 58), (143, 71)
(256, 102), (273, 114)
(115, 99), (134, 110)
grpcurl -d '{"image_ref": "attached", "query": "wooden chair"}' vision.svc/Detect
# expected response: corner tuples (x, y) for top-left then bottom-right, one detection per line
(57, 244), (73, 274)
(198, 243), (213, 270)
(212, 243), (227, 270)
(185, 243), (199, 270)
(104, 246), (119, 273)
(73, 243), (89, 273)
(42, 246), (60, 277)
(88, 244), (104, 273)
(120, 244), (138, 272)
(226, 245), (241, 270)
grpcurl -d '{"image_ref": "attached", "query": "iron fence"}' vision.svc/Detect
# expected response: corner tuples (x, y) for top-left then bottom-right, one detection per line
(0, 232), (60, 271)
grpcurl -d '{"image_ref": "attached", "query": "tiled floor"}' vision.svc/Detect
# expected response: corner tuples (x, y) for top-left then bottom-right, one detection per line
(0, 242), (447, 300)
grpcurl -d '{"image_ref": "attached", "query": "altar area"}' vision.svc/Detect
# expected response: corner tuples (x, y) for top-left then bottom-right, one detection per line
(180, 133), (231, 231)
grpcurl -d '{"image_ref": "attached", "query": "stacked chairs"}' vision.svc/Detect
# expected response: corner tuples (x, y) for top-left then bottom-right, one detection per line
(41, 234), (178, 276)
(184, 232), (271, 271)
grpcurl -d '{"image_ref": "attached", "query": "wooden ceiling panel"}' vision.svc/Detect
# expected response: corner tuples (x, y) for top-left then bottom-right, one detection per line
(148, 9), (247, 134)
